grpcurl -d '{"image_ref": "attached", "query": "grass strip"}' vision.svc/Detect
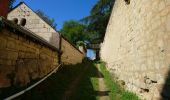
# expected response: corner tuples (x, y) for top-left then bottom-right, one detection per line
(99, 62), (139, 100)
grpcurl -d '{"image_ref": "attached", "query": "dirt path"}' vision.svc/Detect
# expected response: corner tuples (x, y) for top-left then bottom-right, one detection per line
(96, 64), (110, 100)
(62, 65), (89, 100)
(62, 63), (110, 100)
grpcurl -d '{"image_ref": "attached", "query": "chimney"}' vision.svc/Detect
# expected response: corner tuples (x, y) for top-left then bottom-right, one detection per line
(0, 0), (10, 18)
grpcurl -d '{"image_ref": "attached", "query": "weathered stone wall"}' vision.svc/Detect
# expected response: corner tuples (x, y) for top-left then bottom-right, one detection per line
(7, 3), (60, 48)
(101, 0), (170, 99)
(61, 37), (84, 65)
(0, 28), (58, 88)
(7, 2), (84, 65)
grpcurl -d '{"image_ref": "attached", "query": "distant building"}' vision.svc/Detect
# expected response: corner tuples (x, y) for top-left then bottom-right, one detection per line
(7, 2), (60, 48)
(0, 0), (9, 18)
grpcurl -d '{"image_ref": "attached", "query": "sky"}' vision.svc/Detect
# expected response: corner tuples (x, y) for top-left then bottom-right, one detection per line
(14, 0), (97, 30)
(13, 0), (96, 59)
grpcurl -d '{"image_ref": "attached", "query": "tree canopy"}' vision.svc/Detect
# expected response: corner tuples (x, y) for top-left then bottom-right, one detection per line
(9, 0), (15, 9)
(81, 0), (115, 43)
(60, 0), (115, 45)
(36, 10), (57, 29)
(60, 20), (89, 45)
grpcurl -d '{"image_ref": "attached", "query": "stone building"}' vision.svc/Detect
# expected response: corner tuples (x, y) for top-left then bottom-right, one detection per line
(101, 0), (170, 99)
(7, 2), (60, 48)
(7, 2), (84, 65)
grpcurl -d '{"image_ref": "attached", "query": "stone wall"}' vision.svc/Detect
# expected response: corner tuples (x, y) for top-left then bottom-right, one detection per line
(61, 37), (84, 65)
(7, 2), (85, 65)
(101, 0), (170, 99)
(0, 22), (58, 88)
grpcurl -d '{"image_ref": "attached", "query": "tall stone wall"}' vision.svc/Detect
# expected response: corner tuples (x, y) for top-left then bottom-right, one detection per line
(101, 0), (170, 99)
(0, 26), (58, 88)
(61, 37), (84, 65)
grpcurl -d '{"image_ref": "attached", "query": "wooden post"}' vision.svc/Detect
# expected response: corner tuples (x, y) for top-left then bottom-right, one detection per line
(96, 49), (100, 60)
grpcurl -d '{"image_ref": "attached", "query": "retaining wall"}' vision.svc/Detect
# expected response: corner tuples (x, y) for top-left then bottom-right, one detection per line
(0, 19), (59, 88)
(101, 0), (170, 99)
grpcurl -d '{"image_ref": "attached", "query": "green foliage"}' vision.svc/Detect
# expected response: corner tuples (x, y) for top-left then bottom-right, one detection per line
(9, 0), (16, 9)
(76, 41), (84, 46)
(60, 20), (89, 45)
(36, 10), (57, 29)
(81, 0), (115, 43)
(59, 0), (115, 44)
(99, 62), (140, 100)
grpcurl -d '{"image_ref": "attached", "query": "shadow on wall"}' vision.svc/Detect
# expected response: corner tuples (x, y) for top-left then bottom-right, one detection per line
(5, 59), (109, 100)
(161, 65), (170, 100)
(49, 32), (60, 49)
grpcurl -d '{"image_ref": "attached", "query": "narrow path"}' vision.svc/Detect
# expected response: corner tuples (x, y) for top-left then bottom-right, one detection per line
(62, 65), (89, 100)
(96, 64), (110, 100)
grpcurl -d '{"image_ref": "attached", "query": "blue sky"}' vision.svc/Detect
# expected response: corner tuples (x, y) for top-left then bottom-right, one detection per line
(14, 0), (97, 30)
(13, 0), (96, 59)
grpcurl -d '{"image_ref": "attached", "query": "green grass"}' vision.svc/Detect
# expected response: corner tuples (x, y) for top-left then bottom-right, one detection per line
(1, 60), (139, 100)
(71, 60), (99, 100)
(99, 62), (139, 100)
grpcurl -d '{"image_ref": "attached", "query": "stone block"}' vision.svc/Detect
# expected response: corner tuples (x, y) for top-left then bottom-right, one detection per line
(15, 59), (30, 86)
(24, 52), (38, 59)
(0, 59), (16, 65)
(6, 38), (19, 51)
(0, 75), (11, 88)
(0, 50), (18, 60)
(0, 37), (7, 49)
(0, 65), (15, 88)
(18, 51), (25, 59)
(24, 59), (39, 80)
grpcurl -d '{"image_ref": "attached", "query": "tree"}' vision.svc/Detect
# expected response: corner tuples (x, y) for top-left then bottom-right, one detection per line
(81, 0), (115, 43)
(60, 20), (89, 45)
(36, 10), (57, 29)
(9, 0), (16, 9)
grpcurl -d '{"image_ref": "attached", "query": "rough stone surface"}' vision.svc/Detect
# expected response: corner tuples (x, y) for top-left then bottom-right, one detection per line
(100, 0), (170, 99)
(7, 2), (84, 65)
(61, 38), (84, 65)
(7, 3), (60, 48)
(0, 29), (59, 88)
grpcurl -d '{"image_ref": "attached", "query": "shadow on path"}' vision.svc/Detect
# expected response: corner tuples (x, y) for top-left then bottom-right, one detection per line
(11, 60), (108, 100)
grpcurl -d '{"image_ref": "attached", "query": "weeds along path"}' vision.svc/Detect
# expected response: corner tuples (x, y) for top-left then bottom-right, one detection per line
(62, 63), (89, 100)
(96, 64), (110, 100)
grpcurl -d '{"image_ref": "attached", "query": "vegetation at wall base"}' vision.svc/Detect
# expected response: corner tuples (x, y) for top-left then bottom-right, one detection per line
(1, 59), (139, 100)
(71, 61), (99, 100)
(99, 62), (140, 100)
